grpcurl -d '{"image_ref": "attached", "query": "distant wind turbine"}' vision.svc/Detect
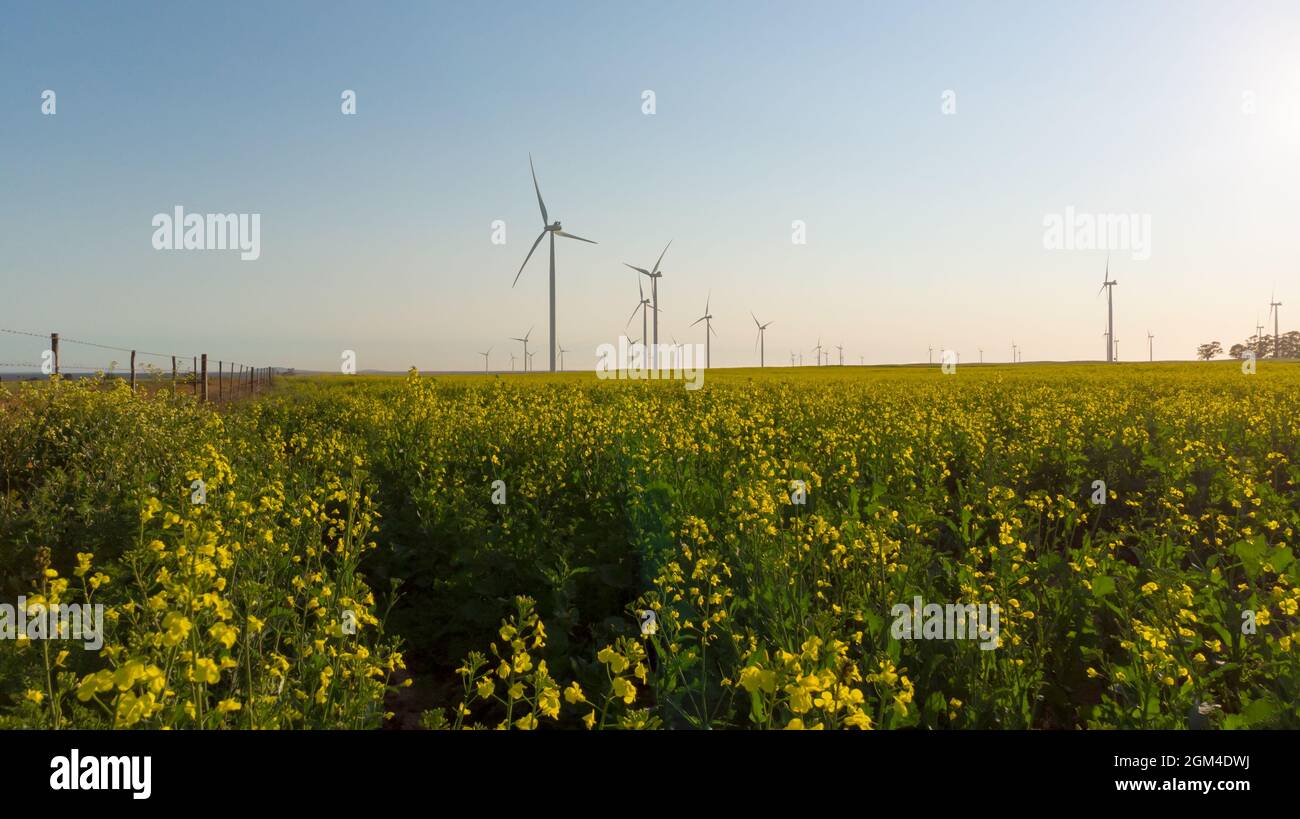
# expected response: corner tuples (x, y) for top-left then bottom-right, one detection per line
(624, 242), (670, 368)
(1147, 331), (1153, 362)
(510, 353), (517, 372)
(1098, 255), (1117, 362)
(835, 344), (844, 366)
(812, 338), (824, 367)
(479, 346), (493, 373)
(558, 344), (569, 371)
(512, 155), (597, 372)
(511, 327), (533, 372)
(751, 312), (773, 367)
(626, 277), (656, 353)
(1270, 289), (1282, 359)
(690, 292), (716, 368)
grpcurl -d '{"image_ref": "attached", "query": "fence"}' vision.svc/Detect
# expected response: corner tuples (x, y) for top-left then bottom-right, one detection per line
(0, 326), (283, 402)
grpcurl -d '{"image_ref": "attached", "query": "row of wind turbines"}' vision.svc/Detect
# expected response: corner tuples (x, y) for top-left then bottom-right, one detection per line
(1098, 254), (1285, 362)
(478, 158), (1286, 373)
(480, 155), (736, 373)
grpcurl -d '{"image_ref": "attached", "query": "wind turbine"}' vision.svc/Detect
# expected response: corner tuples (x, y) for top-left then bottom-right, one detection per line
(751, 312), (773, 367)
(928, 345), (934, 364)
(624, 242), (670, 367)
(512, 155), (597, 372)
(690, 293), (716, 368)
(511, 327), (533, 372)
(626, 277), (655, 354)
(1098, 255), (1117, 362)
(1011, 341), (1017, 363)
(526, 351), (536, 372)
(1270, 290), (1282, 359)
(1147, 331), (1153, 362)
(812, 338), (824, 366)
(510, 353), (517, 372)
(978, 348), (983, 364)
(558, 344), (569, 371)
(479, 346), (493, 373)
(1114, 336), (1119, 361)
(835, 344), (844, 366)
(790, 351), (796, 367)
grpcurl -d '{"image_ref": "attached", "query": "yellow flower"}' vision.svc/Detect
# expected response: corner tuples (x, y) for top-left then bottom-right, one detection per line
(564, 682), (586, 704)
(611, 676), (636, 704)
(189, 657), (220, 685)
(24, 689), (45, 704)
(597, 646), (629, 674)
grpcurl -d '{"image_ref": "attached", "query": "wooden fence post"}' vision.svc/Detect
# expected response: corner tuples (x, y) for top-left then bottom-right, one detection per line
(200, 354), (208, 402)
(218, 361), (223, 402)
(130, 350), (136, 392)
(171, 356), (177, 394)
(51, 333), (60, 376)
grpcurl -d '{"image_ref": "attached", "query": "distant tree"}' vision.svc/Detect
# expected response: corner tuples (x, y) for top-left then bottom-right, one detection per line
(1282, 331), (1300, 359)
(1228, 329), (1298, 359)
(1197, 341), (1223, 361)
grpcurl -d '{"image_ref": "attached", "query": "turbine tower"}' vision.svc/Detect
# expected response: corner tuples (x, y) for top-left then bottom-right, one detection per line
(479, 346), (492, 373)
(690, 293), (716, 368)
(626, 277), (655, 355)
(1098, 255), (1117, 362)
(624, 242), (670, 368)
(1147, 331), (1153, 362)
(813, 338), (824, 366)
(751, 312), (773, 367)
(513, 155), (597, 372)
(511, 327), (533, 372)
(558, 345), (569, 371)
(835, 344), (844, 366)
(1270, 290), (1282, 359)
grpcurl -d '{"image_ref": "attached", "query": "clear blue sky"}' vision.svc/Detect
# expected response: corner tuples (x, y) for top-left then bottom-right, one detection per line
(3, 1), (1298, 370)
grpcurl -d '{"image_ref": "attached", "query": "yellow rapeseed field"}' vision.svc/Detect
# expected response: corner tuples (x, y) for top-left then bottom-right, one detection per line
(2, 361), (1297, 729)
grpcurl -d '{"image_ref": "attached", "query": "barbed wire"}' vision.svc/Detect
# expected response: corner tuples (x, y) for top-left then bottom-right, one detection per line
(0, 325), (293, 371)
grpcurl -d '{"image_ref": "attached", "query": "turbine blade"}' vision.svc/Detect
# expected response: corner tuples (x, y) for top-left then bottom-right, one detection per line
(626, 302), (642, 328)
(529, 154), (548, 225)
(690, 316), (705, 327)
(555, 230), (597, 244)
(651, 241), (672, 276)
(638, 277), (644, 301)
(625, 263), (651, 276)
(513, 231), (547, 287)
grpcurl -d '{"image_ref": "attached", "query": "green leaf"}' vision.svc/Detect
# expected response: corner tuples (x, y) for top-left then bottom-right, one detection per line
(1092, 575), (1116, 598)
